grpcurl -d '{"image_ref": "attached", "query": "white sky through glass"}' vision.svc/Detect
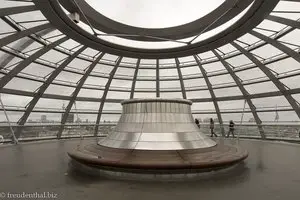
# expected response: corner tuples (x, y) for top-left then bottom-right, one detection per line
(85, 0), (225, 28)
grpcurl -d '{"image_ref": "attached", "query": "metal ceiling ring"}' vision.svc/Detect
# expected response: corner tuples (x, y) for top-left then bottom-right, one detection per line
(34, 0), (279, 59)
(58, 0), (254, 42)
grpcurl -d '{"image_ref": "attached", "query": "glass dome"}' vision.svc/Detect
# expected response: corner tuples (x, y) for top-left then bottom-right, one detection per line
(0, 0), (300, 142)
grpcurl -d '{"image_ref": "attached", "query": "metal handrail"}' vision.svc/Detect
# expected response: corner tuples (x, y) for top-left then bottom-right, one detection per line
(0, 104), (294, 114)
(0, 123), (299, 142)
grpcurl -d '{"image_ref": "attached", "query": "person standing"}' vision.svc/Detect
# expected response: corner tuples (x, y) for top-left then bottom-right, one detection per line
(195, 118), (200, 129)
(227, 120), (235, 138)
(0, 135), (4, 145)
(210, 118), (217, 137)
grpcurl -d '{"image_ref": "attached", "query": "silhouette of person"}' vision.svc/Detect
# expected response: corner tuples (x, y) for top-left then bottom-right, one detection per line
(210, 118), (218, 137)
(0, 135), (4, 145)
(226, 120), (235, 138)
(195, 118), (200, 129)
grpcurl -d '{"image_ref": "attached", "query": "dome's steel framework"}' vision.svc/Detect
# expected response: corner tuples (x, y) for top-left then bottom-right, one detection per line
(0, 0), (300, 143)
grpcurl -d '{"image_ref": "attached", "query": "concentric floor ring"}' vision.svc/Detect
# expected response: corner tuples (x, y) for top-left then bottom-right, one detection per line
(68, 142), (248, 175)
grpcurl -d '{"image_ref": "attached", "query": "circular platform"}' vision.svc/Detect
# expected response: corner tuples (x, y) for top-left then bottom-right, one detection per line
(1, 139), (300, 200)
(68, 98), (248, 179)
(68, 142), (248, 177)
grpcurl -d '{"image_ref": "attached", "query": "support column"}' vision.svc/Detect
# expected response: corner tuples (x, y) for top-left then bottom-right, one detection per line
(175, 58), (187, 99)
(212, 50), (265, 138)
(130, 59), (140, 99)
(94, 57), (123, 136)
(14, 46), (87, 138)
(193, 55), (225, 136)
(57, 52), (104, 138)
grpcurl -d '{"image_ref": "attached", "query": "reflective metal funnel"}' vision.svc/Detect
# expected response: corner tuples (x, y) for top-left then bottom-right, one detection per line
(98, 98), (216, 150)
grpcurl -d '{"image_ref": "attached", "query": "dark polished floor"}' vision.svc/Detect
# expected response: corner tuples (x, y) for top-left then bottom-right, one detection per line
(0, 138), (299, 200)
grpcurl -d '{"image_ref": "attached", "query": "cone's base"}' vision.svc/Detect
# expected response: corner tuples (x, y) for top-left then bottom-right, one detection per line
(68, 142), (248, 179)
(68, 158), (244, 181)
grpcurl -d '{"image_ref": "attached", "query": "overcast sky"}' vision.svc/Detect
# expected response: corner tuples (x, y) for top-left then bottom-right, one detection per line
(86, 0), (225, 28)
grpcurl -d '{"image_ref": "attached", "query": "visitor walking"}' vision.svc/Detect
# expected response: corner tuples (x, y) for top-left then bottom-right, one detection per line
(195, 118), (200, 129)
(226, 120), (235, 138)
(210, 118), (218, 137)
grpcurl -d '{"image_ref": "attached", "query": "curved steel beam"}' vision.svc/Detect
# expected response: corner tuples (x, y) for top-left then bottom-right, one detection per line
(130, 59), (140, 99)
(281, 0), (300, 2)
(0, 36), (68, 89)
(14, 46), (87, 138)
(193, 55), (225, 136)
(2, 87), (300, 104)
(250, 30), (300, 63)
(35, 0), (279, 58)
(175, 58), (187, 99)
(249, 31), (300, 118)
(0, 22), (52, 48)
(60, 0), (252, 42)
(212, 50), (265, 138)
(0, 28), (55, 69)
(231, 42), (300, 119)
(57, 52), (104, 138)
(267, 15), (300, 29)
(94, 57), (123, 136)
(0, 5), (37, 17)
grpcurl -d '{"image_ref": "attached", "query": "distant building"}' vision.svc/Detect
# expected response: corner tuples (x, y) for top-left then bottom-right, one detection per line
(203, 118), (210, 123)
(203, 118), (219, 123)
(61, 103), (74, 123)
(248, 118), (255, 122)
(61, 113), (74, 123)
(75, 117), (82, 123)
(41, 115), (47, 123)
